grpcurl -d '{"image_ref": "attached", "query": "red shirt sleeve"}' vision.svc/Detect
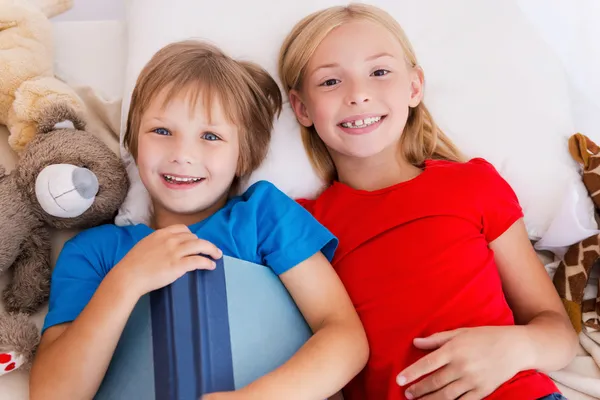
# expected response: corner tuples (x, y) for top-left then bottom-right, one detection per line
(295, 198), (315, 214)
(470, 158), (524, 242)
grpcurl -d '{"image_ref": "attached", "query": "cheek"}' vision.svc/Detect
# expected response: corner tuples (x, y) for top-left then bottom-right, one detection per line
(208, 144), (240, 177)
(226, 147), (240, 175)
(306, 91), (331, 120)
(387, 79), (411, 104)
(136, 137), (161, 173)
(310, 102), (337, 132)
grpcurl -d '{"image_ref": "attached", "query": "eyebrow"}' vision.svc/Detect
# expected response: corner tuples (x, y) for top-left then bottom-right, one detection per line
(366, 52), (395, 61)
(143, 116), (229, 131)
(310, 52), (396, 76)
(143, 116), (170, 125)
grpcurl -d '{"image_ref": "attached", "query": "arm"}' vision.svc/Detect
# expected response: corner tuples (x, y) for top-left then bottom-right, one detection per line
(395, 161), (578, 399)
(490, 218), (578, 372)
(397, 219), (579, 400)
(222, 252), (368, 400)
(30, 225), (221, 400)
(29, 267), (139, 400)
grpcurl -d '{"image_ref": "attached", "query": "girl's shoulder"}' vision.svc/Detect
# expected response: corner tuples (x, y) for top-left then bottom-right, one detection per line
(426, 157), (494, 171)
(425, 157), (502, 181)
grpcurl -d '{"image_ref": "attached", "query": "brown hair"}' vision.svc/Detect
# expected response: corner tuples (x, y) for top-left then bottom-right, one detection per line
(278, 3), (463, 183)
(124, 40), (282, 183)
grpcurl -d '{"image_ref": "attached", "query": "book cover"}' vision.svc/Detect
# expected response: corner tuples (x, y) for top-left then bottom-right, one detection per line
(95, 256), (312, 399)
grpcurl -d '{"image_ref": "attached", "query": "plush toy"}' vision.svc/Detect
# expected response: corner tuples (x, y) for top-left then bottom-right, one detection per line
(0, 0), (85, 153)
(0, 103), (129, 376)
(552, 133), (600, 333)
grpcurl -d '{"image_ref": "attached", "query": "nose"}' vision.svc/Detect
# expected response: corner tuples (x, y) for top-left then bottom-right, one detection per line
(72, 167), (99, 199)
(169, 136), (196, 164)
(345, 79), (370, 106)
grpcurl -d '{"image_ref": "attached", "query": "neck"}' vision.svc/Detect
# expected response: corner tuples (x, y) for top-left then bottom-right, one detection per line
(150, 192), (229, 230)
(332, 144), (422, 191)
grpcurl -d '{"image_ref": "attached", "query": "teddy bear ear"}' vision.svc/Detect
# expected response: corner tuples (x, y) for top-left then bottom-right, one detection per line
(37, 103), (87, 135)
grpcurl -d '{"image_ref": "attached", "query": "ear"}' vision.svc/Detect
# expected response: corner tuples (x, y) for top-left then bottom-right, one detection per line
(37, 103), (86, 134)
(408, 65), (425, 108)
(289, 90), (313, 127)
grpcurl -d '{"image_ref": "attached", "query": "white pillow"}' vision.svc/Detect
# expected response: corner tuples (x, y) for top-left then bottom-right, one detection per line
(53, 21), (126, 101)
(117, 0), (596, 241)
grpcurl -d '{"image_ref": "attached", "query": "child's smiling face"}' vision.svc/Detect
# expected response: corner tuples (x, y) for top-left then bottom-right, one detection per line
(291, 19), (424, 165)
(136, 87), (240, 225)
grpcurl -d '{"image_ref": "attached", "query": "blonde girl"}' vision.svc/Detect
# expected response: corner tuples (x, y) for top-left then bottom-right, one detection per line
(279, 4), (577, 400)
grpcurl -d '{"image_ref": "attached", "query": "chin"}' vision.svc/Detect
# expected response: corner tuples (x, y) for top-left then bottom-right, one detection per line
(169, 202), (213, 215)
(343, 144), (391, 159)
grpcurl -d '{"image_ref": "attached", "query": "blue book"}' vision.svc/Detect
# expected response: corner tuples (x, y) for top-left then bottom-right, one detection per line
(94, 256), (313, 399)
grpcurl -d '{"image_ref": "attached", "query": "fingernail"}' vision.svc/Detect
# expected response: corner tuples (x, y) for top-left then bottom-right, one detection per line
(396, 375), (407, 386)
(405, 391), (414, 400)
(211, 261), (217, 269)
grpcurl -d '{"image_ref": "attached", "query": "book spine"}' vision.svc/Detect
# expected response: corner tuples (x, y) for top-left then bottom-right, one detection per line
(150, 256), (235, 399)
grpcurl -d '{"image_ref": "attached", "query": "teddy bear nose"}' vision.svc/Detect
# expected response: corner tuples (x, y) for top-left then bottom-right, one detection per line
(72, 167), (99, 199)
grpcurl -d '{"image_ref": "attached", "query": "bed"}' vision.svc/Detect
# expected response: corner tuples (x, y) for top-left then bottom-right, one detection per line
(0, 1), (599, 399)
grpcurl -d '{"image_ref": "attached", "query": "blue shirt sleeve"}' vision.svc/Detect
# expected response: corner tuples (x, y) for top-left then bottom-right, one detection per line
(230, 181), (338, 275)
(42, 225), (117, 333)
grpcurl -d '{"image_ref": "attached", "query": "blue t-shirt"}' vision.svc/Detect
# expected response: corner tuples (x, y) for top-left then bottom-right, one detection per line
(42, 180), (338, 332)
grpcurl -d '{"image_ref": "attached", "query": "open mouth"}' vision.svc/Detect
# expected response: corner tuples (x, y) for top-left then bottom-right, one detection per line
(339, 115), (386, 129)
(162, 174), (205, 185)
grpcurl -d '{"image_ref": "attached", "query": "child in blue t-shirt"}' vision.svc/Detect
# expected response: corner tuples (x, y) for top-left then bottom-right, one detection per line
(29, 40), (368, 400)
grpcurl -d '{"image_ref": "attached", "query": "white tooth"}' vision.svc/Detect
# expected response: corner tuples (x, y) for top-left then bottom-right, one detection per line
(355, 119), (363, 126)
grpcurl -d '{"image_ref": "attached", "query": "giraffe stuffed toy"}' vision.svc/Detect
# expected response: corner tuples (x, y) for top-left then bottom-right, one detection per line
(552, 133), (600, 333)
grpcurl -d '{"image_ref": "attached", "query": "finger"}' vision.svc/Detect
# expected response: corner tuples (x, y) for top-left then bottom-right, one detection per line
(177, 238), (223, 260)
(162, 224), (191, 233)
(397, 350), (450, 387)
(179, 255), (216, 272)
(413, 329), (465, 350)
(455, 390), (481, 400)
(417, 379), (471, 400)
(404, 366), (461, 399)
(161, 232), (199, 252)
(173, 232), (203, 243)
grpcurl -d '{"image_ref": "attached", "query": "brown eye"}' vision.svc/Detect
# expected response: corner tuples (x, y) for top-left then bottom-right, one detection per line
(320, 78), (340, 87)
(372, 69), (390, 77)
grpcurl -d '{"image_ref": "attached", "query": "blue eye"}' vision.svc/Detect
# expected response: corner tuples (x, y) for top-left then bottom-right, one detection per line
(320, 78), (340, 87)
(372, 69), (390, 77)
(153, 127), (170, 136)
(202, 132), (220, 141)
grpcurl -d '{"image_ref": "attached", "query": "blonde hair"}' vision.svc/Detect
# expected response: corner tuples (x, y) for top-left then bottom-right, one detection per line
(124, 40), (282, 184)
(278, 3), (463, 182)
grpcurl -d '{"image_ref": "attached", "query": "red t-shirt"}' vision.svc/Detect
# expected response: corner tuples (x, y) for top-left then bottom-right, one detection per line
(298, 158), (558, 400)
